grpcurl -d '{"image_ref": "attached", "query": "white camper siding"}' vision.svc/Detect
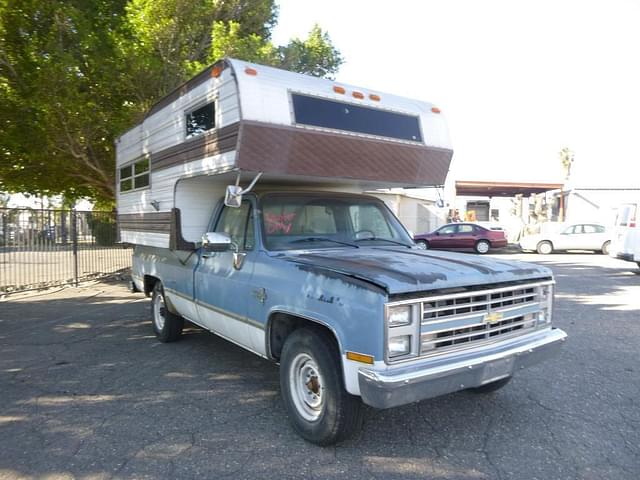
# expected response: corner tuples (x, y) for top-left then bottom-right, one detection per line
(115, 69), (239, 168)
(141, 73), (238, 154)
(116, 125), (144, 166)
(120, 230), (170, 248)
(175, 176), (228, 242)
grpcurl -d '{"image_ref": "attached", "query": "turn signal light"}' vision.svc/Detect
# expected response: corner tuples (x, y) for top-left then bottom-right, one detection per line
(369, 94), (381, 101)
(244, 67), (257, 76)
(346, 351), (374, 364)
(333, 85), (346, 94)
(352, 91), (364, 99)
(431, 106), (441, 114)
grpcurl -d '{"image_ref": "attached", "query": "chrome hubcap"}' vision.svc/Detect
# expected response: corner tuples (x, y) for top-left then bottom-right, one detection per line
(153, 291), (166, 331)
(478, 242), (489, 253)
(289, 353), (324, 421)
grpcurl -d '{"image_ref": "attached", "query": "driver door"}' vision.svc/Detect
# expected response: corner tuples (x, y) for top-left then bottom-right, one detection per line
(194, 199), (257, 348)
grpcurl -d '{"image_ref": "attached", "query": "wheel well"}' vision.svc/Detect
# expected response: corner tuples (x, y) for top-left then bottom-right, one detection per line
(143, 275), (159, 297)
(477, 239), (491, 245)
(267, 312), (339, 362)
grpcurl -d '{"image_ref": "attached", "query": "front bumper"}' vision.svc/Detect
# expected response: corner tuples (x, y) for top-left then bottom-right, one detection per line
(358, 327), (567, 409)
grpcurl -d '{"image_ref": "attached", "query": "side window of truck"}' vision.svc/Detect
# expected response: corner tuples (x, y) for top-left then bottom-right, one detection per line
(214, 202), (255, 251)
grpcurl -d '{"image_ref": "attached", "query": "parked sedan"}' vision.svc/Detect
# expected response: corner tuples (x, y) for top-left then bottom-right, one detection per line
(519, 223), (611, 254)
(414, 223), (508, 254)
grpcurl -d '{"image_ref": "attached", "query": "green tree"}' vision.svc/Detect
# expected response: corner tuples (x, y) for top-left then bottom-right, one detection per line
(0, 0), (342, 203)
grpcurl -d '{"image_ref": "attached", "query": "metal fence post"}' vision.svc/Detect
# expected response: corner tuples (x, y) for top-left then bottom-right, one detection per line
(71, 208), (78, 287)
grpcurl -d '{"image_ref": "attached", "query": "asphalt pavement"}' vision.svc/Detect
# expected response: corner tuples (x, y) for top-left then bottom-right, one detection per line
(1, 253), (639, 480)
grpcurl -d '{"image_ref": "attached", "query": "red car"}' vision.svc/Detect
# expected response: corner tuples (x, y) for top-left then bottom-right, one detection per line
(414, 223), (508, 254)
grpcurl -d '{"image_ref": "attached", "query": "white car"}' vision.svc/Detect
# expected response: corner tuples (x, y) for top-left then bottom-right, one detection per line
(520, 223), (611, 255)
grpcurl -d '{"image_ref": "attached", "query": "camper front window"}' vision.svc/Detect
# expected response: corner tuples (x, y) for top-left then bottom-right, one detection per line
(186, 102), (215, 138)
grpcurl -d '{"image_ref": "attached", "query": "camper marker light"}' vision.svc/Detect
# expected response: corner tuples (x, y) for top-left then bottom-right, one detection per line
(352, 91), (364, 99)
(333, 85), (346, 94)
(369, 94), (381, 101)
(244, 67), (257, 76)
(211, 66), (223, 78)
(431, 106), (441, 114)
(346, 351), (374, 364)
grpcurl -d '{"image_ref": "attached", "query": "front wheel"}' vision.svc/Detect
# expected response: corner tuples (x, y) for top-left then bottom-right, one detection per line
(601, 241), (611, 255)
(151, 282), (184, 343)
(280, 328), (363, 445)
(415, 240), (428, 250)
(475, 239), (490, 254)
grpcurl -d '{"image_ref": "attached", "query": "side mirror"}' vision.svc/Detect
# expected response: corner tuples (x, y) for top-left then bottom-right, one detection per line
(435, 231), (440, 236)
(436, 199), (445, 208)
(202, 232), (232, 252)
(224, 185), (243, 208)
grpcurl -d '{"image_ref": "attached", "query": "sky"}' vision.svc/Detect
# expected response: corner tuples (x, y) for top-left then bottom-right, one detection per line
(272, 0), (640, 188)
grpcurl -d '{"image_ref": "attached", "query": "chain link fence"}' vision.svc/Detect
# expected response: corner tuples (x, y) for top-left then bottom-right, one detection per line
(0, 208), (132, 294)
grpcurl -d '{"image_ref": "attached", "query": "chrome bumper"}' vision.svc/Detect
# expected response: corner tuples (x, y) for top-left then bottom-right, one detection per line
(358, 327), (567, 409)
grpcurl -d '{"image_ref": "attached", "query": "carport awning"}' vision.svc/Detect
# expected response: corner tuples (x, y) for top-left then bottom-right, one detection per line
(455, 181), (563, 197)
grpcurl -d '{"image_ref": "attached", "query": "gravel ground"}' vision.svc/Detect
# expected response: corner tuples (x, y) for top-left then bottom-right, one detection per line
(1, 253), (639, 480)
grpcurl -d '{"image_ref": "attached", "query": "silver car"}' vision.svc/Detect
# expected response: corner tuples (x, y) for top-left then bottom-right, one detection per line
(520, 223), (611, 255)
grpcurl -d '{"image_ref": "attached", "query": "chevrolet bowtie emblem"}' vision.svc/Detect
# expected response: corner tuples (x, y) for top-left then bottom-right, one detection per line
(485, 312), (504, 324)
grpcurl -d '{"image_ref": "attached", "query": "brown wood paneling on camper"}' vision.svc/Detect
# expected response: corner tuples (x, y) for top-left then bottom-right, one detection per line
(236, 121), (452, 187)
(151, 122), (240, 171)
(169, 208), (197, 251)
(117, 212), (172, 233)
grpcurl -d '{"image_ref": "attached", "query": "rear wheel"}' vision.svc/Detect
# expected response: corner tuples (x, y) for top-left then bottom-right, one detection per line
(475, 239), (490, 254)
(536, 241), (553, 255)
(151, 282), (184, 343)
(415, 240), (428, 250)
(601, 241), (611, 255)
(280, 327), (363, 445)
(469, 377), (511, 394)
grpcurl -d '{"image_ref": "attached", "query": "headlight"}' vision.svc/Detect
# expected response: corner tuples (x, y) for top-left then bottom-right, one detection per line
(387, 305), (412, 327)
(538, 283), (554, 325)
(388, 335), (411, 357)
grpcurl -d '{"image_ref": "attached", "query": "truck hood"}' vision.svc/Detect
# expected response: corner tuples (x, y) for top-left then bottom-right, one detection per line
(274, 247), (552, 294)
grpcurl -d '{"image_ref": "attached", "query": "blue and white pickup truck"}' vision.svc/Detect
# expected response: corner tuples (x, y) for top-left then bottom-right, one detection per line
(118, 58), (566, 444)
(131, 190), (566, 445)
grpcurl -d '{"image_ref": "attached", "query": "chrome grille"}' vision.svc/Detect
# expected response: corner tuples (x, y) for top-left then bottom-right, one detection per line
(419, 281), (552, 356)
(423, 286), (537, 321)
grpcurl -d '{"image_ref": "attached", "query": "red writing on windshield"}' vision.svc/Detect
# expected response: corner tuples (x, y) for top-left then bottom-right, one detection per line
(265, 212), (296, 234)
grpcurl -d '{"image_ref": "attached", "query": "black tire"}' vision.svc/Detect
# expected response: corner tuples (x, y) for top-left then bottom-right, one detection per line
(536, 241), (553, 255)
(151, 282), (184, 343)
(416, 240), (428, 250)
(280, 327), (363, 446)
(475, 239), (490, 254)
(469, 377), (511, 394)
(601, 241), (611, 255)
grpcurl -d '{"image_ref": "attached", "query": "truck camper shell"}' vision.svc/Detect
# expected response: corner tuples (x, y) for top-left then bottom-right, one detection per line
(115, 58), (453, 249)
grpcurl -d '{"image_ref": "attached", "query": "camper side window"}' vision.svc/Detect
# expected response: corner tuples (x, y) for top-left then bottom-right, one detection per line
(186, 102), (215, 138)
(119, 157), (150, 192)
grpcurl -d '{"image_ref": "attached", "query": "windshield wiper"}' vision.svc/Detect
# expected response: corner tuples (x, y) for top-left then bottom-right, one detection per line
(288, 237), (359, 248)
(354, 237), (412, 248)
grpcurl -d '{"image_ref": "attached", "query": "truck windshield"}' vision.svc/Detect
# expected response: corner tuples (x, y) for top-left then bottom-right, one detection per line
(261, 194), (413, 250)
